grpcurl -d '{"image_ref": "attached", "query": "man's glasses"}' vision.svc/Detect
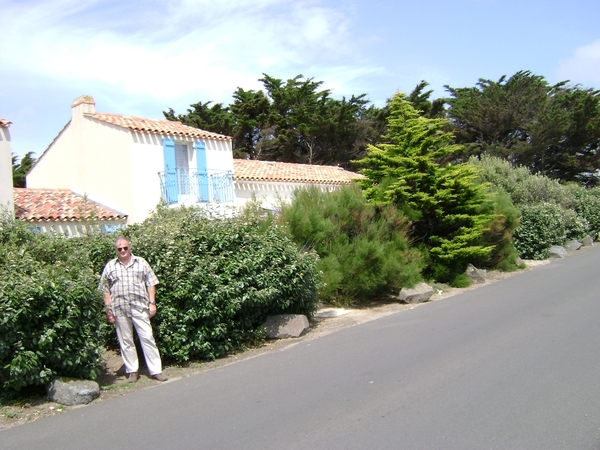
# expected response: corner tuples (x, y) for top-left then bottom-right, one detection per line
(117, 246), (129, 251)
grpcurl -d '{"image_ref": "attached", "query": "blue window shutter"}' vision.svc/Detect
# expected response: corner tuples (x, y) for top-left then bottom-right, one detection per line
(162, 138), (178, 203)
(195, 141), (209, 202)
(195, 141), (207, 171)
(163, 138), (176, 171)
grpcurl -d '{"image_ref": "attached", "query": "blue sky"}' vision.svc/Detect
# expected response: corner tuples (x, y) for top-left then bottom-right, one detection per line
(2, 0), (600, 160)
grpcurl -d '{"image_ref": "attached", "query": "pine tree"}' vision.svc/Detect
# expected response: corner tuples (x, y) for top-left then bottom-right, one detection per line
(355, 94), (505, 284)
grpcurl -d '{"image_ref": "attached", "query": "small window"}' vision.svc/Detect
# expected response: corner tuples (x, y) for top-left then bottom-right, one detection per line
(101, 224), (125, 234)
(175, 143), (191, 195)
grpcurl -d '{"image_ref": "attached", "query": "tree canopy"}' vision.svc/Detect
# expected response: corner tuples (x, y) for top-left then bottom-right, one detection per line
(12, 152), (36, 188)
(165, 74), (388, 168)
(166, 70), (600, 187)
(445, 71), (600, 185)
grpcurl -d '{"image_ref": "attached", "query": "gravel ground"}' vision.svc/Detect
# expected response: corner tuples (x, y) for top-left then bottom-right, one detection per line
(0, 259), (551, 430)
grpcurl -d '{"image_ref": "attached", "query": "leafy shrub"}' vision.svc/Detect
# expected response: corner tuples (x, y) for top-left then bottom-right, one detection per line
(122, 204), (321, 362)
(473, 155), (600, 251)
(562, 208), (589, 240)
(568, 184), (600, 238)
(0, 216), (105, 392)
(279, 185), (423, 305)
(471, 155), (576, 207)
(1, 201), (321, 391)
(513, 203), (566, 259)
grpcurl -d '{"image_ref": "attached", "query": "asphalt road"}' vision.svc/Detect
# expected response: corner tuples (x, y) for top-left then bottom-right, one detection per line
(3, 247), (600, 449)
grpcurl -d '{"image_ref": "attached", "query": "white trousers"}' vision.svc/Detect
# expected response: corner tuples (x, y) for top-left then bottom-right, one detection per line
(114, 307), (162, 376)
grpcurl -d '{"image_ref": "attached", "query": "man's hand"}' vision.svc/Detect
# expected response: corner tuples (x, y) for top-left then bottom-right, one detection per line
(149, 303), (157, 318)
(106, 309), (116, 325)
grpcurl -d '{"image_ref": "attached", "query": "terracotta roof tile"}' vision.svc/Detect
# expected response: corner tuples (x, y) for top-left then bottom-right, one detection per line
(87, 113), (231, 141)
(13, 188), (127, 222)
(0, 118), (11, 127)
(233, 159), (363, 185)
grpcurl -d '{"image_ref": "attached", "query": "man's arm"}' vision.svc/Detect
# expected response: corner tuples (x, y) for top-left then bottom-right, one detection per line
(147, 285), (157, 318)
(104, 291), (116, 324)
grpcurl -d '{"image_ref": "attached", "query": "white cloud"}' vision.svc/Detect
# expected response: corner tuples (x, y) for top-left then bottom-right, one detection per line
(0, 0), (369, 105)
(557, 40), (600, 87)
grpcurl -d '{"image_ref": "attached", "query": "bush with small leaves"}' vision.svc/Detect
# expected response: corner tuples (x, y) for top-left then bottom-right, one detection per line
(121, 204), (321, 362)
(567, 184), (600, 238)
(513, 203), (566, 259)
(470, 155), (576, 208)
(562, 208), (589, 241)
(0, 216), (105, 392)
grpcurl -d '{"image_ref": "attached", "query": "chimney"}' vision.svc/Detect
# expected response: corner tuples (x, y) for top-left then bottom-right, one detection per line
(71, 95), (96, 119)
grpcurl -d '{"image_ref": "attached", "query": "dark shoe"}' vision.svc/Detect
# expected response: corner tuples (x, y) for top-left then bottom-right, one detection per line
(128, 372), (139, 383)
(152, 372), (168, 381)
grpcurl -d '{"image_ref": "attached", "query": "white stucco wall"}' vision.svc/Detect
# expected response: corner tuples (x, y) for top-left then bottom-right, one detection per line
(73, 120), (133, 219)
(205, 139), (234, 173)
(234, 181), (341, 210)
(28, 101), (133, 222)
(0, 125), (13, 214)
(130, 132), (169, 222)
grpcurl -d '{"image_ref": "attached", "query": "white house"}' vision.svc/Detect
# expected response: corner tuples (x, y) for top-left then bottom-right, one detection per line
(27, 95), (234, 224)
(13, 188), (127, 236)
(0, 118), (14, 214)
(27, 96), (362, 224)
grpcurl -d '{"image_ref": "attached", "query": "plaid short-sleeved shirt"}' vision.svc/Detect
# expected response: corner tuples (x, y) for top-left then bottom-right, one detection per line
(99, 254), (159, 317)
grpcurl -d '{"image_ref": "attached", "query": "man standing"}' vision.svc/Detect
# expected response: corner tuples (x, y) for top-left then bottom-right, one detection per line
(99, 237), (168, 383)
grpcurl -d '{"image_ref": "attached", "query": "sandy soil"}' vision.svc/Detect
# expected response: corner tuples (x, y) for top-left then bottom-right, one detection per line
(0, 260), (551, 430)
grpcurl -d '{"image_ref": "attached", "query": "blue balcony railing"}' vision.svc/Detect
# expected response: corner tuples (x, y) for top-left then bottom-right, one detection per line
(158, 169), (234, 205)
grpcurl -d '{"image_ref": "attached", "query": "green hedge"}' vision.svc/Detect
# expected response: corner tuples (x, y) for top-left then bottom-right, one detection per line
(1, 205), (321, 392)
(512, 203), (566, 259)
(0, 217), (105, 392)
(123, 204), (321, 361)
(472, 155), (600, 258)
(569, 184), (600, 238)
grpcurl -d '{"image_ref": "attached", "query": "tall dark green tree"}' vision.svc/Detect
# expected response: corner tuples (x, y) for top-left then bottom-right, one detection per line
(259, 74), (379, 165)
(445, 71), (600, 185)
(259, 74), (335, 163)
(407, 80), (446, 118)
(12, 152), (36, 188)
(163, 101), (234, 136)
(230, 88), (272, 159)
(165, 73), (386, 167)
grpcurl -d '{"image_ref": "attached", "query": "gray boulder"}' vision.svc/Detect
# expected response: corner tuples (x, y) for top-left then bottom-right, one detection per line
(582, 235), (594, 247)
(46, 377), (100, 406)
(548, 245), (568, 259)
(465, 263), (487, 284)
(262, 314), (309, 339)
(564, 240), (583, 251)
(399, 282), (435, 304)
